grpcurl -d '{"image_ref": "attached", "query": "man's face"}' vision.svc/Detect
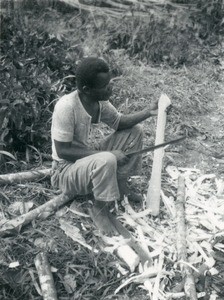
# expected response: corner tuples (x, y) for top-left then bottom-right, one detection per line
(88, 72), (112, 101)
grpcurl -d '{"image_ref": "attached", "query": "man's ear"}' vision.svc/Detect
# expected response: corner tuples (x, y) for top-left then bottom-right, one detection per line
(82, 86), (91, 94)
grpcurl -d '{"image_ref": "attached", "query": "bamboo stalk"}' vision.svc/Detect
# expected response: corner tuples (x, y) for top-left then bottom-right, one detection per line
(0, 193), (73, 237)
(34, 252), (58, 300)
(176, 175), (198, 300)
(0, 168), (51, 185)
(58, 0), (196, 22)
(60, 0), (199, 12)
(146, 94), (171, 215)
(152, 251), (164, 300)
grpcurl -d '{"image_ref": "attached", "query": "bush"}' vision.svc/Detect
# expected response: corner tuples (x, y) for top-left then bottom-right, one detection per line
(107, 15), (201, 66)
(0, 12), (77, 152)
(192, 0), (224, 39)
(105, 1), (224, 65)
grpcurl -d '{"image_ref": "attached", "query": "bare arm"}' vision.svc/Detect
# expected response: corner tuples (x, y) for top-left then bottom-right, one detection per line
(54, 140), (129, 165)
(54, 140), (99, 162)
(117, 105), (158, 131)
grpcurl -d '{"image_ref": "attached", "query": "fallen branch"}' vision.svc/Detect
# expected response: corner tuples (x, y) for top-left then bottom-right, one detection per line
(176, 175), (198, 300)
(60, 0), (199, 16)
(0, 168), (51, 185)
(34, 252), (58, 300)
(59, 0), (126, 17)
(166, 292), (206, 299)
(0, 193), (73, 237)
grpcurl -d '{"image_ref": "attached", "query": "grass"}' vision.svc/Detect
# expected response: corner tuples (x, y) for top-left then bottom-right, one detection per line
(0, 184), (152, 299)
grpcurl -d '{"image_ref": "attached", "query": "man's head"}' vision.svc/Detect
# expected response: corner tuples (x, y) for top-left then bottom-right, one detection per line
(76, 57), (112, 101)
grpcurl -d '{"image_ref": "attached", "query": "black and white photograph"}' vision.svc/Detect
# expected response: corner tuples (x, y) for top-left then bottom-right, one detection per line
(0, 0), (224, 299)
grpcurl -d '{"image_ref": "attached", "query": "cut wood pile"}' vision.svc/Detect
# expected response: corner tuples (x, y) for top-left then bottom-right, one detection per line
(0, 165), (224, 299)
(59, 0), (197, 19)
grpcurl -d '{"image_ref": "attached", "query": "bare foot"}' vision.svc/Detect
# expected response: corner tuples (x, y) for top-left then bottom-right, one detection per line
(89, 201), (118, 236)
(119, 180), (143, 202)
(127, 192), (143, 203)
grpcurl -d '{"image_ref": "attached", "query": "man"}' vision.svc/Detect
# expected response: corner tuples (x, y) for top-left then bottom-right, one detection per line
(51, 57), (157, 235)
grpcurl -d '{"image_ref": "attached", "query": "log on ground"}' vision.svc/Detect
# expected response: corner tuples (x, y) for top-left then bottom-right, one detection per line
(0, 193), (73, 237)
(0, 168), (51, 185)
(34, 252), (58, 300)
(176, 175), (198, 300)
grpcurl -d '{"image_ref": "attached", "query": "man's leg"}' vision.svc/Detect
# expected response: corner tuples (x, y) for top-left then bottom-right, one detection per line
(99, 124), (143, 177)
(57, 152), (120, 235)
(99, 124), (144, 199)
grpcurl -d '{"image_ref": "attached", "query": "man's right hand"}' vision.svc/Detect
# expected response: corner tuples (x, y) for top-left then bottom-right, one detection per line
(111, 150), (129, 166)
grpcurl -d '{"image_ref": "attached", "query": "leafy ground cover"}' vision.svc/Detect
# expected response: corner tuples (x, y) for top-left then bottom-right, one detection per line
(0, 1), (224, 299)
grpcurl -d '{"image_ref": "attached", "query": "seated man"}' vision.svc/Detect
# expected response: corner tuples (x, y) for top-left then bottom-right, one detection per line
(51, 57), (157, 235)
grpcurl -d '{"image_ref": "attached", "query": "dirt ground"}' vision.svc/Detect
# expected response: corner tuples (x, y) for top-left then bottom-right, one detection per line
(176, 76), (224, 174)
(158, 61), (224, 176)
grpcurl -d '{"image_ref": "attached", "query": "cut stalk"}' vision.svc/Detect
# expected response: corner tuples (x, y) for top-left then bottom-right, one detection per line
(0, 168), (51, 185)
(146, 94), (171, 215)
(176, 175), (198, 300)
(34, 252), (58, 300)
(0, 193), (73, 236)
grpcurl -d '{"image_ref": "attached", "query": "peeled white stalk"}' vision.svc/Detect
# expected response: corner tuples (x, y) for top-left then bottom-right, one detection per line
(116, 245), (140, 272)
(146, 94), (171, 216)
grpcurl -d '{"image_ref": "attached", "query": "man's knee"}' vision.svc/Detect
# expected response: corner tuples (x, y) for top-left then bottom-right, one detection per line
(91, 152), (117, 183)
(98, 152), (117, 168)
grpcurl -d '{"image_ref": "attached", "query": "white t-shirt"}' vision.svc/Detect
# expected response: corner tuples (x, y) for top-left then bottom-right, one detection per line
(51, 90), (121, 161)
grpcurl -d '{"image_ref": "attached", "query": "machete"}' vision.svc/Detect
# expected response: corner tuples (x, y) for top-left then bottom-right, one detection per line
(126, 136), (186, 157)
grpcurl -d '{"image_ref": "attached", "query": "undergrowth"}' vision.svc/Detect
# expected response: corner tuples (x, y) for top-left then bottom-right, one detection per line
(0, 185), (149, 300)
(0, 12), (77, 154)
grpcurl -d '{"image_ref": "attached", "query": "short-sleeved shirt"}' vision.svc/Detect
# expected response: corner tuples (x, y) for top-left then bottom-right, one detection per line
(51, 90), (121, 161)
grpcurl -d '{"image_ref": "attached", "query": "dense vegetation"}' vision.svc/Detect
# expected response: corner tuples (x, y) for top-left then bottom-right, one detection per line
(0, 0), (223, 160)
(0, 7), (74, 153)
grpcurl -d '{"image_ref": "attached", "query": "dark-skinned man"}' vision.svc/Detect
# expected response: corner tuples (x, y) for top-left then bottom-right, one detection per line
(51, 57), (158, 235)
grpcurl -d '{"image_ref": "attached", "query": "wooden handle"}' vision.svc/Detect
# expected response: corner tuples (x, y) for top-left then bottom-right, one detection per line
(146, 94), (171, 215)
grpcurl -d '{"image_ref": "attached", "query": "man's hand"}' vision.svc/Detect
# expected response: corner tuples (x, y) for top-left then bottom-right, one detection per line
(117, 99), (159, 130)
(148, 100), (158, 116)
(111, 150), (129, 166)
(141, 100), (158, 117)
(149, 109), (158, 116)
